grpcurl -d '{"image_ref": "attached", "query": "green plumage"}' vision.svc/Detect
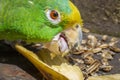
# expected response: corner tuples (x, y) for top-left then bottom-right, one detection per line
(0, 0), (72, 42)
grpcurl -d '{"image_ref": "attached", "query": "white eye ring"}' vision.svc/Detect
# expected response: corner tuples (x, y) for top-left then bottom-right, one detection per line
(46, 9), (61, 25)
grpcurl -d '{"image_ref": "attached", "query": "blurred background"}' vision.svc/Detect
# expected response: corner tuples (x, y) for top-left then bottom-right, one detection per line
(72, 0), (120, 37)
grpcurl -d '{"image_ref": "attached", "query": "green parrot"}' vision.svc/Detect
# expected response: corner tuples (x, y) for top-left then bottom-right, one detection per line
(0, 1), (84, 79)
(0, 0), (83, 53)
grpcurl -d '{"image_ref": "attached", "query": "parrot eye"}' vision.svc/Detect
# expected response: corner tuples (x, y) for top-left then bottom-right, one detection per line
(46, 9), (61, 25)
(50, 10), (59, 19)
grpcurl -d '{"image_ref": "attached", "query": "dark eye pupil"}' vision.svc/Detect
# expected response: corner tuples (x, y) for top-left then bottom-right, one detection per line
(50, 10), (59, 19)
(53, 11), (58, 17)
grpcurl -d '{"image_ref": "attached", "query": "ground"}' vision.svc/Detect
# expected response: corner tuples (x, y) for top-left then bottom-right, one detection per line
(72, 0), (120, 37)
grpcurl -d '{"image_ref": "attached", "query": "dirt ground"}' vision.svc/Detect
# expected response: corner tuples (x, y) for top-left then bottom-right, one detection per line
(0, 32), (120, 80)
(72, 0), (120, 37)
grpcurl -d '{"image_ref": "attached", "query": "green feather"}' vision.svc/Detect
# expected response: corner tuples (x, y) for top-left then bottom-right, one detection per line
(0, 0), (73, 42)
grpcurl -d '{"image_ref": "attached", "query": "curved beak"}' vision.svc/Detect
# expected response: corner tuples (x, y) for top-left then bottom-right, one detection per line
(45, 24), (83, 57)
(61, 24), (82, 55)
(72, 24), (82, 49)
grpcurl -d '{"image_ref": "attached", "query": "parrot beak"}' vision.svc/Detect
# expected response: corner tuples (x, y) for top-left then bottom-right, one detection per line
(44, 24), (82, 57)
(59, 24), (82, 56)
(43, 1), (83, 57)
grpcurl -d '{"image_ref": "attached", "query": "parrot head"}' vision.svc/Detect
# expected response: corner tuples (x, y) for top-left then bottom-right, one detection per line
(18, 0), (83, 42)
(1, 0), (83, 54)
(33, 0), (83, 55)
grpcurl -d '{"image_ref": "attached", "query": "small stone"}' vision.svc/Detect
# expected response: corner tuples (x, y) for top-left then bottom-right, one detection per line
(0, 63), (36, 80)
(101, 65), (113, 72)
(102, 35), (108, 41)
